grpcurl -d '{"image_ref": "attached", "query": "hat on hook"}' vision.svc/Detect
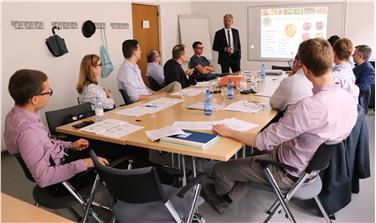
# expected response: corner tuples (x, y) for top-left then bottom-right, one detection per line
(82, 20), (96, 38)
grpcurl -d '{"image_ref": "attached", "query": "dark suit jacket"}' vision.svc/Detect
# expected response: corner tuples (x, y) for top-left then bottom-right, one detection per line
(163, 59), (196, 89)
(212, 28), (241, 64)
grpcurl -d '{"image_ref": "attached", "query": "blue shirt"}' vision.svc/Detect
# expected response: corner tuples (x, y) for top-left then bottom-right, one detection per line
(117, 60), (151, 102)
(353, 60), (375, 92)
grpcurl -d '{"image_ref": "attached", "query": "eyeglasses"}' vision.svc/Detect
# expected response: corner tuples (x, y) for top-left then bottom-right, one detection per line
(39, 88), (53, 96)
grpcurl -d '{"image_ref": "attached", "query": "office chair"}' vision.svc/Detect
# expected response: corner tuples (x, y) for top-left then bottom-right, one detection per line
(85, 150), (206, 223)
(271, 65), (292, 72)
(45, 102), (94, 139)
(14, 153), (106, 222)
(148, 76), (163, 91)
(118, 88), (134, 105)
(368, 84), (375, 110)
(248, 140), (341, 223)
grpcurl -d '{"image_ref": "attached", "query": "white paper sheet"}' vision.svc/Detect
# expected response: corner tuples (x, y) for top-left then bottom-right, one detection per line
(142, 97), (183, 112)
(195, 81), (214, 88)
(214, 118), (259, 132)
(171, 88), (205, 97)
(145, 126), (186, 141)
(188, 103), (225, 111)
(114, 106), (151, 117)
(223, 100), (265, 113)
(171, 121), (214, 130)
(80, 119), (144, 138)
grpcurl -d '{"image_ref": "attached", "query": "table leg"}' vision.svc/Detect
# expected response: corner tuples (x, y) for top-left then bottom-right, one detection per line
(192, 157), (197, 178)
(181, 155), (187, 186)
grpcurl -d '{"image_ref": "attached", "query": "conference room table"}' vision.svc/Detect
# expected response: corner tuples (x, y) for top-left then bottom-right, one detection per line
(57, 74), (284, 184)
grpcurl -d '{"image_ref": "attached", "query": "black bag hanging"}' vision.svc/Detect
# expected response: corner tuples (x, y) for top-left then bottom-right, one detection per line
(46, 26), (68, 57)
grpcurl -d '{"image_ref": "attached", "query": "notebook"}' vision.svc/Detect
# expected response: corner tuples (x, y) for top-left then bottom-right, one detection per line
(160, 130), (219, 150)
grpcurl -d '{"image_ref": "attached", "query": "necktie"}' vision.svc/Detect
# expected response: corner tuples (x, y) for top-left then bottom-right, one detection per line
(227, 30), (231, 48)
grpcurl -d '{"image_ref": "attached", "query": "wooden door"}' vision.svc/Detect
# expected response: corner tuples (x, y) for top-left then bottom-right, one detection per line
(132, 3), (160, 85)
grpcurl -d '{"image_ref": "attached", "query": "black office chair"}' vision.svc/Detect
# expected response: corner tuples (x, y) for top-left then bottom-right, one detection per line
(45, 102), (94, 139)
(148, 76), (163, 91)
(86, 150), (206, 223)
(248, 140), (341, 223)
(118, 88), (134, 105)
(14, 153), (105, 222)
(271, 65), (292, 72)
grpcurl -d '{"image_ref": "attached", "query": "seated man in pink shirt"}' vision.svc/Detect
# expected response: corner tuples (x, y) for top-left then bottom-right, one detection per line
(202, 38), (358, 214)
(4, 69), (109, 194)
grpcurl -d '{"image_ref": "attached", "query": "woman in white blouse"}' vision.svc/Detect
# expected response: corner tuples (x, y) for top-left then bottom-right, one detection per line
(76, 54), (115, 110)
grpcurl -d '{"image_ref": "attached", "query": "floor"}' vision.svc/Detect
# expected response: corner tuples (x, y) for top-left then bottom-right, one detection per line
(1, 114), (374, 223)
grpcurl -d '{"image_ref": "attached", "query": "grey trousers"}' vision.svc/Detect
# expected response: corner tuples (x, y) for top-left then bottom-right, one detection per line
(213, 149), (295, 202)
(157, 81), (181, 94)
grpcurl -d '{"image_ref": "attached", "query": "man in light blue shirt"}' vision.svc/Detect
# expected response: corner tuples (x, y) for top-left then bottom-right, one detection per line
(146, 49), (165, 86)
(117, 39), (181, 103)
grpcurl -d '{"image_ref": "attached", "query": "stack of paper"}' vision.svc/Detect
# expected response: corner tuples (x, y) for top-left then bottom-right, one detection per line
(214, 118), (259, 132)
(223, 100), (265, 113)
(80, 119), (144, 138)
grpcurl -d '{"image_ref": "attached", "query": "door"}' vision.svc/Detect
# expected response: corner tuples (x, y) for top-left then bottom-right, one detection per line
(132, 3), (160, 85)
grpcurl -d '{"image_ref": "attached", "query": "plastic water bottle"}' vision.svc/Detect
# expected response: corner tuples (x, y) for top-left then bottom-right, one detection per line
(227, 78), (234, 99)
(94, 97), (104, 122)
(260, 64), (266, 81)
(204, 89), (213, 116)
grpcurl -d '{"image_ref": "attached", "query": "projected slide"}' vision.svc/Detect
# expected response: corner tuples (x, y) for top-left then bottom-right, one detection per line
(261, 7), (328, 58)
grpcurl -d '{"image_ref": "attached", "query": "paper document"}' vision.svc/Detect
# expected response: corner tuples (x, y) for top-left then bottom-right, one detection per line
(188, 103), (225, 111)
(172, 88), (205, 97)
(114, 106), (151, 117)
(195, 81), (215, 88)
(80, 119), (144, 138)
(145, 126), (186, 141)
(214, 118), (259, 132)
(223, 100), (265, 113)
(142, 97), (183, 112)
(171, 121), (214, 130)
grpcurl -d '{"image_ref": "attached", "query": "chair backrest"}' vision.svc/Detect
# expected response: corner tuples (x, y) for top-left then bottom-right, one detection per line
(369, 84), (375, 109)
(45, 102), (93, 136)
(148, 76), (163, 91)
(14, 153), (36, 183)
(90, 150), (167, 204)
(305, 140), (342, 173)
(271, 65), (292, 72)
(118, 89), (134, 105)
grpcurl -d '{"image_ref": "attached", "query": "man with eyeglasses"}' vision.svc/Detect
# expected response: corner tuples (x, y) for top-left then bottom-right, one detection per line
(189, 41), (218, 81)
(4, 69), (108, 194)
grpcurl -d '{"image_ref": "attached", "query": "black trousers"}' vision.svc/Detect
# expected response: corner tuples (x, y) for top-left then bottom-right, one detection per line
(220, 58), (241, 73)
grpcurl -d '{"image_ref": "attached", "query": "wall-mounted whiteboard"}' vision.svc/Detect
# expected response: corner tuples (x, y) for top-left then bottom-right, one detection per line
(179, 15), (212, 60)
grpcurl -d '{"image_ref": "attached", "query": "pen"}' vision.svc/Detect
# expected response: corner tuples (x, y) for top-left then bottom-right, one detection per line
(145, 105), (157, 108)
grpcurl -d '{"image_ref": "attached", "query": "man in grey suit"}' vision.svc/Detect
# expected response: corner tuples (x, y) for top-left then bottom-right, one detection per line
(213, 14), (241, 73)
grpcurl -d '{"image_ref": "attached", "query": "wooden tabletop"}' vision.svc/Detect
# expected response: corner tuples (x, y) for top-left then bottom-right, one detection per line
(1, 193), (73, 222)
(57, 78), (280, 161)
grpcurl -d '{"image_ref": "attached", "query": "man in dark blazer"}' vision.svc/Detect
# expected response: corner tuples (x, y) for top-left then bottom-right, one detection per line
(213, 14), (241, 73)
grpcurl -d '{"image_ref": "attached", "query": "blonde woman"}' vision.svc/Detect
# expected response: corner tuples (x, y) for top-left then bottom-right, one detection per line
(76, 54), (115, 109)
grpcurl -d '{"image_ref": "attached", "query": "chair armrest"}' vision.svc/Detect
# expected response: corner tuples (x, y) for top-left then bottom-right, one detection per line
(108, 155), (135, 168)
(255, 159), (298, 173)
(177, 174), (207, 198)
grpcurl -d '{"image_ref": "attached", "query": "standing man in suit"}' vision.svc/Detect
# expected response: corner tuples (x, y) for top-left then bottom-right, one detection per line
(213, 14), (241, 73)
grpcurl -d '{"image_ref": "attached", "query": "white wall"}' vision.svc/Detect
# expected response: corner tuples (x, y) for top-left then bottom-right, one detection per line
(159, 1), (192, 63)
(191, 0), (375, 70)
(1, 2), (133, 150)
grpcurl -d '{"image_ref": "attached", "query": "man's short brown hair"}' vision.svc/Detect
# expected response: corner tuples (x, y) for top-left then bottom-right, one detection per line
(172, 44), (186, 60)
(333, 38), (353, 61)
(8, 69), (48, 105)
(298, 38), (333, 77)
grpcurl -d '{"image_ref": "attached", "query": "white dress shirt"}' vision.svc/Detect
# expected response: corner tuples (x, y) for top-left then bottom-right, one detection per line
(332, 63), (359, 103)
(147, 62), (165, 85)
(270, 69), (313, 111)
(117, 60), (151, 102)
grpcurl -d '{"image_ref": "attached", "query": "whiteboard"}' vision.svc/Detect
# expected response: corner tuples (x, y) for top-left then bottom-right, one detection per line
(179, 15), (212, 60)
